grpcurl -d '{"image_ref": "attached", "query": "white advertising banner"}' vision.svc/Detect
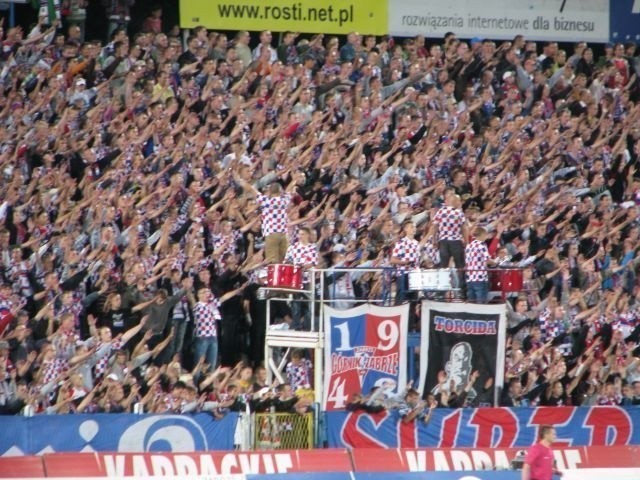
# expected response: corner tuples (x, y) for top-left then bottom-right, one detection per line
(563, 469), (640, 480)
(388, 0), (610, 42)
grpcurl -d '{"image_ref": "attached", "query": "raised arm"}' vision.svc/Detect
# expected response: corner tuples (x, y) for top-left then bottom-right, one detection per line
(120, 315), (148, 345)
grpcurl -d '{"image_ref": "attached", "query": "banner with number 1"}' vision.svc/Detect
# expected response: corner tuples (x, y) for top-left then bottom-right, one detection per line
(323, 304), (409, 410)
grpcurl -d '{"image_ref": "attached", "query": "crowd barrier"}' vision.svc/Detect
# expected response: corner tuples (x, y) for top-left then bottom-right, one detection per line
(0, 413), (238, 456)
(2, 407), (640, 457)
(0, 448), (639, 477)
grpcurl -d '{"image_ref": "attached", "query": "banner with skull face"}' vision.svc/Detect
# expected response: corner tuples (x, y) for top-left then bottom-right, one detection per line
(419, 301), (506, 407)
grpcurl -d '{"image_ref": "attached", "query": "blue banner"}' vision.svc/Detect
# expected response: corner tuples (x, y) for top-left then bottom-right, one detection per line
(610, 0), (640, 42)
(326, 407), (640, 448)
(0, 413), (238, 455)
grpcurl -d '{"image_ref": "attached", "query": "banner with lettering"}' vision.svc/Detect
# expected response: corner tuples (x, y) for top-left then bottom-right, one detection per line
(387, 0), (610, 42)
(1, 446), (639, 477)
(323, 304), (408, 411)
(326, 407), (640, 449)
(28, 450), (352, 477)
(0, 413), (237, 456)
(418, 301), (506, 406)
(349, 445), (640, 472)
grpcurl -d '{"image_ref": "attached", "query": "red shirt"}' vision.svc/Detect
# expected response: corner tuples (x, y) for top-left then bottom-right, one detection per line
(525, 442), (554, 480)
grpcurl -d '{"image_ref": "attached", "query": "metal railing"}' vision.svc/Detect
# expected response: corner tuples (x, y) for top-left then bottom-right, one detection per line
(262, 266), (524, 332)
(262, 266), (523, 406)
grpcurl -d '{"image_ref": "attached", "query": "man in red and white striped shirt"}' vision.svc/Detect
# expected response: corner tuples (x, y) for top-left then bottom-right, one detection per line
(284, 227), (317, 330)
(236, 177), (294, 264)
(429, 188), (469, 298)
(391, 221), (420, 303)
(193, 288), (222, 370)
(193, 284), (246, 368)
(430, 188), (469, 266)
(465, 227), (493, 303)
(94, 317), (146, 378)
(284, 227), (318, 270)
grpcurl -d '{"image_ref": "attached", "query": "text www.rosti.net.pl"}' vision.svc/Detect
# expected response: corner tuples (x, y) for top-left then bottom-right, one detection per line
(215, 3), (355, 25)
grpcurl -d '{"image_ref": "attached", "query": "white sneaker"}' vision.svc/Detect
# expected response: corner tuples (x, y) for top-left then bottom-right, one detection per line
(268, 323), (290, 331)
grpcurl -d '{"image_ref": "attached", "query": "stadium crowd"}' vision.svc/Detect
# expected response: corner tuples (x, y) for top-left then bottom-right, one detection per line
(1, 3), (640, 417)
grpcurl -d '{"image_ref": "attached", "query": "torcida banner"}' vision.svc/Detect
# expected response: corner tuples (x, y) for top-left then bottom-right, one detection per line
(418, 301), (506, 406)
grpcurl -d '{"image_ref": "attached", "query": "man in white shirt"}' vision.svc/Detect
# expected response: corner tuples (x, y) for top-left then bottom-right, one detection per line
(252, 30), (277, 63)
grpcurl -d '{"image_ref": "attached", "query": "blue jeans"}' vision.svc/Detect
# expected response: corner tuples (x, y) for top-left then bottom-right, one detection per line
(291, 295), (310, 330)
(467, 280), (489, 303)
(395, 274), (409, 304)
(171, 319), (188, 360)
(194, 336), (218, 369)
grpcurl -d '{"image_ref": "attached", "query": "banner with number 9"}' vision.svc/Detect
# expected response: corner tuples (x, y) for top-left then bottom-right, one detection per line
(323, 304), (409, 410)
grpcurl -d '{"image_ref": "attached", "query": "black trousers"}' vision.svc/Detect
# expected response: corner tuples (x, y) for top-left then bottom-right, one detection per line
(439, 240), (465, 295)
(438, 239), (465, 268)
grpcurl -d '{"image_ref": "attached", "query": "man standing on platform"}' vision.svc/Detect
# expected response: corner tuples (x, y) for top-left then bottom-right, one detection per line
(284, 227), (318, 329)
(235, 177), (294, 264)
(429, 188), (469, 297)
(391, 220), (420, 303)
(284, 227), (318, 272)
(521, 425), (563, 480)
(465, 226), (494, 303)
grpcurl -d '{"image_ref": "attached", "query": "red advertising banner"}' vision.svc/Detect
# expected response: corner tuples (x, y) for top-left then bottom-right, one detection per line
(0, 456), (46, 478)
(3, 447), (639, 478)
(350, 446), (640, 472)
(41, 450), (353, 477)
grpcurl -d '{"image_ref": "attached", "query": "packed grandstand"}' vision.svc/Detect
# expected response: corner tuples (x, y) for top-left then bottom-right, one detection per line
(1, 0), (640, 427)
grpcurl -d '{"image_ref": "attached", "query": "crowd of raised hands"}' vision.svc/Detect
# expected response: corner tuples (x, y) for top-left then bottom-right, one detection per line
(0, 12), (640, 413)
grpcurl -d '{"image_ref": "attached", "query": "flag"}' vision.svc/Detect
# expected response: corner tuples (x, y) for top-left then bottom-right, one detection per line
(30, 0), (61, 25)
(418, 301), (506, 406)
(323, 303), (408, 410)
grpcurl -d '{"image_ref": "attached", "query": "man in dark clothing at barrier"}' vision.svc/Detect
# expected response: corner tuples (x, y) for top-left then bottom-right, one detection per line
(217, 253), (248, 366)
(133, 277), (191, 363)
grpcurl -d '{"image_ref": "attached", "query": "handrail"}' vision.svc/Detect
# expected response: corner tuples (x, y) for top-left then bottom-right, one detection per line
(263, 266), (526, 407)
(263, 266), (526, 333)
